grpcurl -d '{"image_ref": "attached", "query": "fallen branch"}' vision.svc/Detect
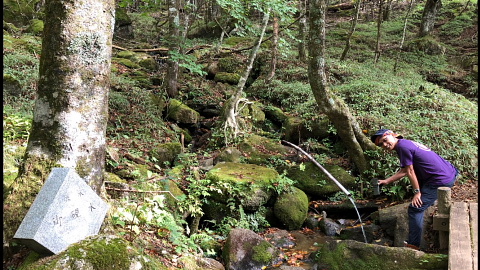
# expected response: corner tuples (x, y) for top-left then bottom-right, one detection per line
(113, 44), (169, 53)
(104, 185), (179, 201)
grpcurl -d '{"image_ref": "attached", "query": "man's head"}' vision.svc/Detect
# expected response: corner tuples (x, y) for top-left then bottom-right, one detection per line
(371, 129), (403, 150)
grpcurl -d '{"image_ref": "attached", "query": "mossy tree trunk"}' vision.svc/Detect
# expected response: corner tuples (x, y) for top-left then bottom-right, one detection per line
(418, 0), (442, 37)
(307, 0), (375, 175)
(3, 0), (114, 258)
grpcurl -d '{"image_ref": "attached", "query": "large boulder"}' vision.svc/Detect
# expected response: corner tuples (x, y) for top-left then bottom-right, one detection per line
(287, 162), (356, 198)
(114, 7), (134, 39)
(283, 116), (330, 142)
(222, 228), (280, 270)
(237, 135), (292, 165)
(18, 235), (166, 270)
(167, 99), (200, 124)
(205, 162), (278, 211)
(273, 187), (309, 230)
(371, 202), (436, 248)
(312, 239), (447, 270)
(149, 142), (183, 167)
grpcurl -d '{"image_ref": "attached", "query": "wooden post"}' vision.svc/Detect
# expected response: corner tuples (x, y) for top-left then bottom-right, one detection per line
(433, 187), (451, 250)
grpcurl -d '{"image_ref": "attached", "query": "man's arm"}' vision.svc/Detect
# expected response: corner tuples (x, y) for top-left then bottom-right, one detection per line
(404, 165), (422, 207)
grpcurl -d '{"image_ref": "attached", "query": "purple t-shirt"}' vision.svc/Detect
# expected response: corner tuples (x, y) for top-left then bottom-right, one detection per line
(395, 139), (457, 186)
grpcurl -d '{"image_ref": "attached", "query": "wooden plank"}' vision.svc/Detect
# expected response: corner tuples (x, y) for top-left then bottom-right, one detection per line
(470, 203), (478, 270)
(449, 202), (472, 270)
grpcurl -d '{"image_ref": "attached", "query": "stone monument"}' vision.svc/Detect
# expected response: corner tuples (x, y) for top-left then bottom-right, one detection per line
(13, 167), (110, 255)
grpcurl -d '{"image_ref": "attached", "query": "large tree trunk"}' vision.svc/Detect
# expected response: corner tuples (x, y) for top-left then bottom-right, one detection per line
(3, 0), (114, 257)
(419, 0), (442, 37)
(308, 0), (375, 174)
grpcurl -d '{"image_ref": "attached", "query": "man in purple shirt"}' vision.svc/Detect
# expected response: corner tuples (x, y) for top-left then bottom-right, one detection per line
(371, 129), (459, 250)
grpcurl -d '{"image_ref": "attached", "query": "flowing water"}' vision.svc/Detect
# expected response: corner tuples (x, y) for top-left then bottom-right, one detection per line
(348, 196), (368, 243)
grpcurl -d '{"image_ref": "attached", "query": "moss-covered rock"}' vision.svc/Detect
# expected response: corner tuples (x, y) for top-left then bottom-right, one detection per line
(4, 157), (60, 258)
(115, 50), (137, 59)
(313, 240), (448, 270)
(19, 235), (167, 270)
(113, 57), (140, 69)
(150, 142), (183, 167)
(273, 187), (308, 230)
(237, 135), (290, 165)
(264, 105), (288, 125)
(27, 19), (44, 35)
(178, 255), (225, 270)
(405, 37), (446, 56)
(214, 72), (241, 85)
(218, 57), (243, 73)
(205, 162), (278, 210)
(166, 99), (200, 124)
(283, 116), (330, 142)
(215, 147), (243, 163)
(287, 162), (356, 198)
(222, 228), (279, 270)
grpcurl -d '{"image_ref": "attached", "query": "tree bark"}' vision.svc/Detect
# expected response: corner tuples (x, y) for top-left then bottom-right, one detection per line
(297, 0), (307, 62)
(419, 0), (442, 37)
(394, 0), (414, 73)
(223, 8), (271, 145)
(308, 0), (375, 174)
(340, 0), (362, 61)
(167, 0), (180, 97)
(266, 15), (279, 82)
(374, 0), (383, 63)
(4, 0), (114, 257)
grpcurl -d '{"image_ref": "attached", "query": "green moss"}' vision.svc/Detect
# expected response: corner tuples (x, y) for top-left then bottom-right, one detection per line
(3, 156), (60, 249)
(214, 72), (241, 85)
(150, 142), (182, 166)
(113, 57), (140, 68)
(273, 187), (308, 230)
(237, 135), (288, 164)
(251, 241), (274, 263)
(206, 162), (279, 185)
(27, 19), (44, 35)
(313, 241), (448, 270)
(287, 162), (356, 197)
(167, 99), (200, 124)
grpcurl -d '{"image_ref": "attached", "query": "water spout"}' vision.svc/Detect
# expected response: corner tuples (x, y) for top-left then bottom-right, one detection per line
(281, 140), (351, 197)
(282, 140), (367, 243)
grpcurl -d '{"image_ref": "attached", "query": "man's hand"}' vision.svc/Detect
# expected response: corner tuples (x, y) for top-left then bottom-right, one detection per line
(378, 179), (389, 185)
(411, 192), (422, 208)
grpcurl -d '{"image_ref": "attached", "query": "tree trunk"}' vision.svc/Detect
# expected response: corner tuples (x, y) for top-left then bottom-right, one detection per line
(394, 0), (414, 73)
(266, 15), (278, 82)
(374, 0), (383, 63)
(419, 0), (442, 37)
(3, 0), (114, 257)
(223, 8), (271, 145)
(340, 0), (362, 61)
(308, 0), (375, 175)
(297, 0), (307, 62)
(167, 0), (180, 97)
